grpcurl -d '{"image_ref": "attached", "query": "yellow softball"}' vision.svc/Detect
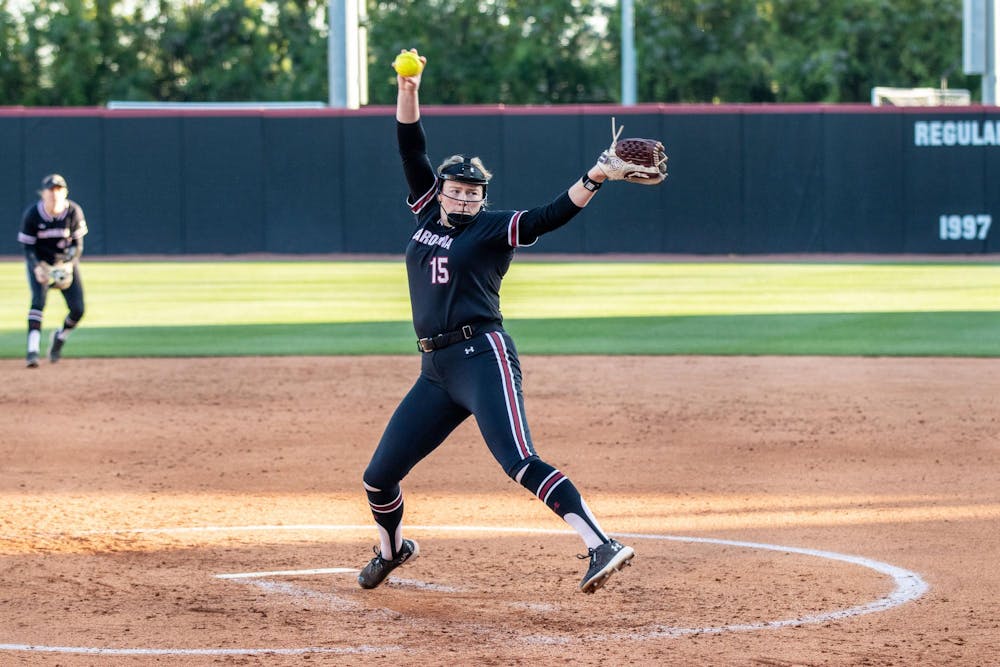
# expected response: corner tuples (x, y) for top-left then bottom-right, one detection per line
(393, 51), (423, 77)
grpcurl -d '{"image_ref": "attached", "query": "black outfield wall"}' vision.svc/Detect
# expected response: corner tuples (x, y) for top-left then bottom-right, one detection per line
(2, 104), (998, 255)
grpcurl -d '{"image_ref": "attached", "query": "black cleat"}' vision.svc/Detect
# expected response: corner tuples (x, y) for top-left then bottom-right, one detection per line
(579, 539), (635, 593)
(357, 538), (419, 589)
(26, 351), (39, 368)
(49, 330), (65, 363)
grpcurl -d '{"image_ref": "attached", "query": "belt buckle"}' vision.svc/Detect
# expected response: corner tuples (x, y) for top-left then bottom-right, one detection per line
(461, 324), (473, 339)
(418, 338), (434, 352)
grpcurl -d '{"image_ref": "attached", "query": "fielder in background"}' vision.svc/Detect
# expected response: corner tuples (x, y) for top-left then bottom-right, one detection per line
(17, 174), (88, 368)
(358, 49), (667, 594)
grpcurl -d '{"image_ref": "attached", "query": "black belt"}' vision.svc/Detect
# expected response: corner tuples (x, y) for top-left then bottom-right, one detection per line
(418, 324), (475, 353)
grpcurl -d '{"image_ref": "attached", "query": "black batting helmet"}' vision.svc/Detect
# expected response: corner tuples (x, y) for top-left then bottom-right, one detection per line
(437, 156), (490, 226)
(438, 156), (489, 186)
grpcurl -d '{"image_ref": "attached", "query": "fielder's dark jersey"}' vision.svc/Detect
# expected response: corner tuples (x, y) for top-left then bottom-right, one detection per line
(18, 200), (88, 263)
(399, 120), (582, 339)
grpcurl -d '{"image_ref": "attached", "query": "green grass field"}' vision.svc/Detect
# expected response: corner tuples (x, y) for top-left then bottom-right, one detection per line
(2, 259), (998, 357)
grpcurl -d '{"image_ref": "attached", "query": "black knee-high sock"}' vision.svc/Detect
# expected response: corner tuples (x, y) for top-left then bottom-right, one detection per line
(363, 481), (405, 558)
(515, 459), (608, 549)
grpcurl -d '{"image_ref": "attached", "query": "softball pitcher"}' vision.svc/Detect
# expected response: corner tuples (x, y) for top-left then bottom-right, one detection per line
(358, 50), (666, 593)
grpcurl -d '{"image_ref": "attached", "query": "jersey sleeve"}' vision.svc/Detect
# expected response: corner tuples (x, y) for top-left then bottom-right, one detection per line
(506, 192), (583, 247)
(17, 204), (38, 246)
(398, 121), (438, 216)
(70, 203), (88, 240)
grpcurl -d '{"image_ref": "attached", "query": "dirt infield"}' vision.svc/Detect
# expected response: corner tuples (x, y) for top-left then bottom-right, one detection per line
(1, 355), (998, 665)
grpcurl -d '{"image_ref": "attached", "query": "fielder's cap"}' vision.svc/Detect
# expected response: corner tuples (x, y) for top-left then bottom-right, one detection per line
(41, 174), (68, 190)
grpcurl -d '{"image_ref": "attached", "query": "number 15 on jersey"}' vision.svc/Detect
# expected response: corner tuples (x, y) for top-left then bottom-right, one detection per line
(430, 257), (450, 284)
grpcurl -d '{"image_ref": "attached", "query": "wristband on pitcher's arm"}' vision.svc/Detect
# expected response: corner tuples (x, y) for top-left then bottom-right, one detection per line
(581, 173), (603, 192)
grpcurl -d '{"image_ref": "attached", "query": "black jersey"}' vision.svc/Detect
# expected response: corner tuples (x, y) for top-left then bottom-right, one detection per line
(399, 121), (582, 339)
(18, 200), (88, 263)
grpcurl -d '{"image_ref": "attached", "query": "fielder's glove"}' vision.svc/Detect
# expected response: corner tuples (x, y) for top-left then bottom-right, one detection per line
(596, 117), (668, 185)
(50, 262), (74, 290)
(36, 261), (74, 289)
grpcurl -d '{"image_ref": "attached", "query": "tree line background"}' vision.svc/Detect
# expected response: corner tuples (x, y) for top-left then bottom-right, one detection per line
(0, 0), (979, 107)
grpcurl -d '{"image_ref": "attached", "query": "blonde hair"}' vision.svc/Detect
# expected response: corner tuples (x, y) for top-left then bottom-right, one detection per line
(437, 155), (493, 181)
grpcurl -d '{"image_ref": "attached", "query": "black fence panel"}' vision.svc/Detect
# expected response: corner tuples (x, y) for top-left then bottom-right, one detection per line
(1, 105), (998, 256)
(103, 116), (185, 253)
(262, 116), (345, 253)
(181, 116), (266, 254)
(21, 114), (106, 253)
(0, 117), (24, 256)
(657, 111), (743, 253)
(822, 111), (905, 252)
(741, 112), (826, 253)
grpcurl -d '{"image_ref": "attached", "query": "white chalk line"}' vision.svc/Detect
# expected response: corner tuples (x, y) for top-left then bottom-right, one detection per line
(1, 524), (928, 655)
(215, 566), (358, 579)
(0, 644), (396, 657)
